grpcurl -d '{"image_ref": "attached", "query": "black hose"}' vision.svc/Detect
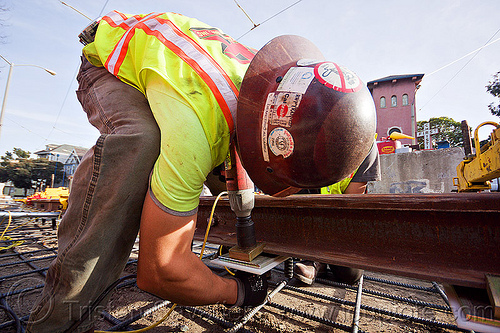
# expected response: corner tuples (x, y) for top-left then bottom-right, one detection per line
(0, 254), (57, 268)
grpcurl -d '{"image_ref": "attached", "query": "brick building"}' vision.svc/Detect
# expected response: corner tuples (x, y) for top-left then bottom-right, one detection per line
(367, 74), (424, 146)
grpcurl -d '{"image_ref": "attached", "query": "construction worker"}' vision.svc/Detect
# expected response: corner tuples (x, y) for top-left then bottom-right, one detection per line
(28, 10), (377, 333)
(294, 144), (381, 285)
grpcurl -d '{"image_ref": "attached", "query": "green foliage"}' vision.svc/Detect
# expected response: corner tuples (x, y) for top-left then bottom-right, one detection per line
(13, 147), (30, 158)
(1, 151), (13, 162)
(486, 71), (500, 117)
(417, 117), (462, 149)
(0, 149), (63, 190)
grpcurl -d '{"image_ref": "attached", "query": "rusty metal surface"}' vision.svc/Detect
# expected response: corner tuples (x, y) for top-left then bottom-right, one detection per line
(195, 193), (500, 289)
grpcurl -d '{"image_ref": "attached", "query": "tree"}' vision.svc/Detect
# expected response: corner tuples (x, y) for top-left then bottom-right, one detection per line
(0, 150), (64, 195)
(486, 71), (500, 117)
(417, 117), (462, 149)
(1, 148), (30, 163)
(13, 147), (30, 159)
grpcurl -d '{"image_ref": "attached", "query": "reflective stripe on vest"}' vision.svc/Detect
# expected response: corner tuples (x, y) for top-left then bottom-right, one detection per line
(102, 11), (238, 132)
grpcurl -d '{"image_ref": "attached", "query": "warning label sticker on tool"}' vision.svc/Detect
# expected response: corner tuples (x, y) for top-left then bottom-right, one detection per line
(268, 127), (294, 158)
(313, 62), (362, 93)
(269, 92), (302, 128)
(277, 67), (314, 94)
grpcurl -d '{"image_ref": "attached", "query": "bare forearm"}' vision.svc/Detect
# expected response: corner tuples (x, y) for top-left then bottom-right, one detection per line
(137, 194), (238, 306)
(137, 249), (237, 305)
(344, 181), (367, 194)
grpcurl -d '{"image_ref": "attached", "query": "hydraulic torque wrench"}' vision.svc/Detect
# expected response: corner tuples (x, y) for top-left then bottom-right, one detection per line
(225, 141), (264, 261)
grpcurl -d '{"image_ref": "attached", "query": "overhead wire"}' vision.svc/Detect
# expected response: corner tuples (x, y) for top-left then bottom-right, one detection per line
(419, 27), (500, 111)
(3, 116), (48, 141)
(98, 0), (111, 17)
(425, 34), (500, 78)
(37, 62), (82, 151)
(233, 0), (259, 29)
(35, 1), (100, 151)
(12, 0), (302, 148)
(236, 0), (304, 40)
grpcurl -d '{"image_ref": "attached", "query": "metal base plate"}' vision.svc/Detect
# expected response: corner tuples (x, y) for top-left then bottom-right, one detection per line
(228, 242), (266, 262)
(211, 252), (288, 275)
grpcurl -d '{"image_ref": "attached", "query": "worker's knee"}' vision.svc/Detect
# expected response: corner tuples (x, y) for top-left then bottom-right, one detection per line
(133, 124), (161, 157)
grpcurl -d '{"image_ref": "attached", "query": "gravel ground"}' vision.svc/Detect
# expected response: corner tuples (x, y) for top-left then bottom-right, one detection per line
(0, 215), (463, 332)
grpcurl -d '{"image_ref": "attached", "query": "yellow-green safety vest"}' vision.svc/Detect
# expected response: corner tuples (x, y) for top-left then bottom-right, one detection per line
(320, 172), (355, 194)
(83, 11), (256, 150)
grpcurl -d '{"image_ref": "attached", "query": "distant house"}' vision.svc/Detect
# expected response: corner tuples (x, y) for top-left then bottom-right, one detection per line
(367, 74), (424, 146)
(34, 144), (89, 186)
(34, 144), (84, 162)
(63, 148), (88, 179)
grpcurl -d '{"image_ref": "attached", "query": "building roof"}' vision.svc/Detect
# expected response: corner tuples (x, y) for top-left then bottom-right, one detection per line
(63, 148), (88, 164)
(367, 74), (424, 85)
(34, 144), (88, 157)
(72, 147), (89, 158)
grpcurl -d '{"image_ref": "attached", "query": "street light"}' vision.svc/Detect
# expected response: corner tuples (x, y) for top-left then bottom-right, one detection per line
(0, 54), (57, 141)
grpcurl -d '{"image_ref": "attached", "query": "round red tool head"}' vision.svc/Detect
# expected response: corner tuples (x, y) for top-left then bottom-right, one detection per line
(237, 35), (376, 195)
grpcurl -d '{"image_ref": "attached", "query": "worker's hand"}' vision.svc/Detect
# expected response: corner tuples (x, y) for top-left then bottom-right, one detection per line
(234, 271), (268, 307)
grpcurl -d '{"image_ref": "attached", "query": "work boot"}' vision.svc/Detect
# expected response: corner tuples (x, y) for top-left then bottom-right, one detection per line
(294, 261), (327, 285)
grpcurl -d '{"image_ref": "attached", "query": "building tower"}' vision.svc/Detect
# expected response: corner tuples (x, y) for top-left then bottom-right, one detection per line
(367, 74), (424, 146)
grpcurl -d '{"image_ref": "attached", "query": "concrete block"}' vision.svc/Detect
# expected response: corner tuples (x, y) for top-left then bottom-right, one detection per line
(368, 147), (465, 194)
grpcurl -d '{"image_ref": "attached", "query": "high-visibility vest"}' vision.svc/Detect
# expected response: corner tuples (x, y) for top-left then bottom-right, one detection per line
(320, 172), (355, 194)
(83, 11), (256, 145)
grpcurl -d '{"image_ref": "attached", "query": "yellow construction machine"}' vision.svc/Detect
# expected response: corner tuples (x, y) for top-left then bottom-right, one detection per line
(454, 120), (500, 192)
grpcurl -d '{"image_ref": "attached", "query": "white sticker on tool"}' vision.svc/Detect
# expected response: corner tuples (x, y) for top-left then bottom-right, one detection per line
(268, 127), (294, 158)
(270, 92), (302, 128)
(313, 62), (362, 93)
(261, 92), (275, 162)
(277, 67), (314, 94)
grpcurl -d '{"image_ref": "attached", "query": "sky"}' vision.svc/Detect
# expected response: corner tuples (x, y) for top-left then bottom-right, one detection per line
(0, 0), (499, 156)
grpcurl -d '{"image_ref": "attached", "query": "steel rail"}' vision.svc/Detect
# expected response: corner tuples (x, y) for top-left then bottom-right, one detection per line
(195, 193), (500, 289)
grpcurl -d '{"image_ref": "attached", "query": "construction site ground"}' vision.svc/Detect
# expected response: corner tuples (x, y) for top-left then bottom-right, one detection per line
(0, 215), (465, 333)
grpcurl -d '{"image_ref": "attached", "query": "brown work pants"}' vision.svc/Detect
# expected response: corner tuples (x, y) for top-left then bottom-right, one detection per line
(27, 56), (160, 333)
